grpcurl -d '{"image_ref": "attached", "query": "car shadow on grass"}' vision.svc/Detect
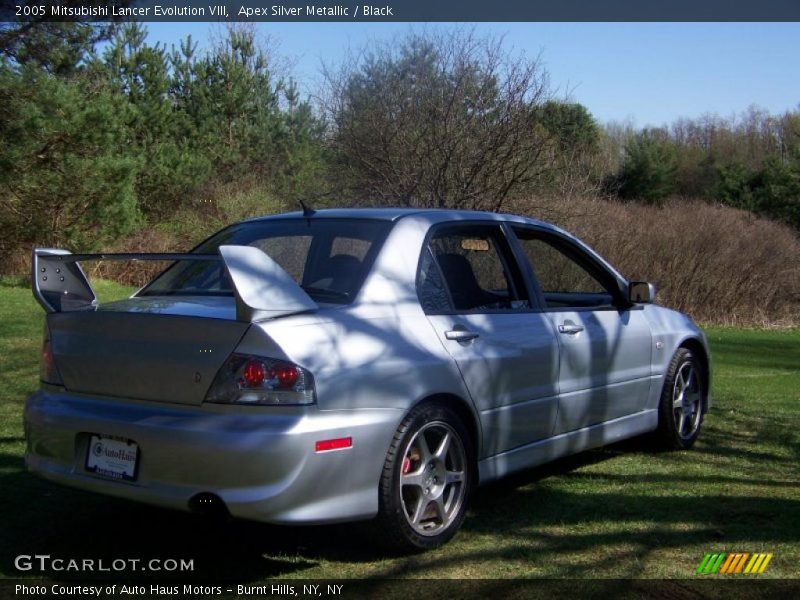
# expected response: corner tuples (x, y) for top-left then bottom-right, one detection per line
(1, 431), (798, 581)
(0, 448), (617, 581)
(0, 451), (359, 581)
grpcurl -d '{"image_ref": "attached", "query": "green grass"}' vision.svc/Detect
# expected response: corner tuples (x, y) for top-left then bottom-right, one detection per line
(0, 279), (798, 580)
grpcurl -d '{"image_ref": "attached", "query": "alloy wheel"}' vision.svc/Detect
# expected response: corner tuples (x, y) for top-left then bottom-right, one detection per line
(399, 421), (467, 536)
(672, 360), (703, 440)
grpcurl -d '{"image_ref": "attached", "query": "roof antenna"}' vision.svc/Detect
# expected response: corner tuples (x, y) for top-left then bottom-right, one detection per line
(299, 200), (316, 218)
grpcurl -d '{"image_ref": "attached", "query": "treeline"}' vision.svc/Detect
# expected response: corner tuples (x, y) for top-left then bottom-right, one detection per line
(1, 23), (798, 270)
(608, 109), (800, 227)
(0, 22), (323, 262)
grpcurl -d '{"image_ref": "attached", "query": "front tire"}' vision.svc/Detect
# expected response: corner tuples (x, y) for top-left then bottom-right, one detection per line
(377, 403), (474, 552)
(656, 347), (706, 450)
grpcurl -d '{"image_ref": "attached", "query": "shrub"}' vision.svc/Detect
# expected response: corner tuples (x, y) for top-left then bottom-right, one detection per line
(91, 183), (284, 287)
(534, 197), (800, 327)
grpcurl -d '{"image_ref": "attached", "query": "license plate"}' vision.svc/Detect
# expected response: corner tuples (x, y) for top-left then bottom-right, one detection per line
(85, 435), (139, 481)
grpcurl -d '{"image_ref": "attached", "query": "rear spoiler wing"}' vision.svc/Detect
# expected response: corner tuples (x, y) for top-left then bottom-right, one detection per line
(31, 246), (318, 322)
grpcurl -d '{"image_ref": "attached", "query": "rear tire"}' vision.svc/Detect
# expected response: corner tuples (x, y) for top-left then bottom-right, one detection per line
(377, 402), (474, 552)
(655, 347), (706, 450)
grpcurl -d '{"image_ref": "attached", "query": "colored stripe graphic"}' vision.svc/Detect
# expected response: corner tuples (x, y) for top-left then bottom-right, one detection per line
(699, 553), (773, 575)
(744, 554), (760, 573)
(733, 553), (750, 573)
(719, 553), (736, 573)
(759, 554), (773, 573)
(696, 554), (713, 574)
(720, 553), (738, 574)
(707, 554), (726, 574)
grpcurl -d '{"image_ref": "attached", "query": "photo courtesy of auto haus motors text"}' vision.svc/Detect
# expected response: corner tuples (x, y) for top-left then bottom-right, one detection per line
(14, 584), (343, 597)
(1, 0), (799, 599)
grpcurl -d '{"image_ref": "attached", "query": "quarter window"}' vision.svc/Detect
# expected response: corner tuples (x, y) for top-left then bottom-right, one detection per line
(417, 248), (452, 313)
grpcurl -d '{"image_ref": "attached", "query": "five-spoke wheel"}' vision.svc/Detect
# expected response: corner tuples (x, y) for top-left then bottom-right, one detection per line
(399, 421), (467, 536)
(378, 403), (473, 551)
(672, 359), (703, 441)
(657, 347), (706, 449)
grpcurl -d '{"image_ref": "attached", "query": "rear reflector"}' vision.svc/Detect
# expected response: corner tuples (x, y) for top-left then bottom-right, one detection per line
(315, 437), (352, 452)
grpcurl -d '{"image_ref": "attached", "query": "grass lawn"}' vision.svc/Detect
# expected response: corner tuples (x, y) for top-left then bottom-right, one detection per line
(0, 277), (798, 580)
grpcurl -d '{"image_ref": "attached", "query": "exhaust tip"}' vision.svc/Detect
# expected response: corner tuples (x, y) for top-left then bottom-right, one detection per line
(189, 493), (229, 518)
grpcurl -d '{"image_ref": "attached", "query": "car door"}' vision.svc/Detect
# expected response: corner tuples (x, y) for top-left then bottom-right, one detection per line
(510, 226), (653, 434)
(418, 223), (560, 456)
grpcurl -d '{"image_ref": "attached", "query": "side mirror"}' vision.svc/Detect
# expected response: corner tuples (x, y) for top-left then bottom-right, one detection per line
(629, 281), (657, 304)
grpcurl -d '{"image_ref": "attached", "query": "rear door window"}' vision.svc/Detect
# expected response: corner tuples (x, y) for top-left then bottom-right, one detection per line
(417, 225), (531, 313)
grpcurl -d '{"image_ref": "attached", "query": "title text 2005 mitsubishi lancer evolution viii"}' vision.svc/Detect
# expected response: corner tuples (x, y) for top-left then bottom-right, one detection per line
(25, 208), (711, 550)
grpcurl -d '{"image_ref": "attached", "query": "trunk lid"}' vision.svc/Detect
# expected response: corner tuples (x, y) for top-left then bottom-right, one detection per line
(48, 296), (249, 405)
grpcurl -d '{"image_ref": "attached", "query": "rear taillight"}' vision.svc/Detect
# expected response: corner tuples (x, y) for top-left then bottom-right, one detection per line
(40, 327), (63, 385)
(204, 354), (315, 406)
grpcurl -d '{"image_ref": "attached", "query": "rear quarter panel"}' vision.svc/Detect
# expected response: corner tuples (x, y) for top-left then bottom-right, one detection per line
(242, 214), (481, 444)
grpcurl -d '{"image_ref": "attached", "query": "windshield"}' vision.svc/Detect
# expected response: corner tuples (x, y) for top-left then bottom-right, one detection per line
(138, 218), (391, 304)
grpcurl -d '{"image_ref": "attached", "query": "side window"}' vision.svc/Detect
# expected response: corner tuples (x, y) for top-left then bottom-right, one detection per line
(513, 229), (618, 309)
(418, 226), (530, 313)
(417, 248), (453, 313)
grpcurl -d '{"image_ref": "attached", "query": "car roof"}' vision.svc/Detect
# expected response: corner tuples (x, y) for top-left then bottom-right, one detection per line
(242, 207), (628, 287)
(245, 207), (557, 230)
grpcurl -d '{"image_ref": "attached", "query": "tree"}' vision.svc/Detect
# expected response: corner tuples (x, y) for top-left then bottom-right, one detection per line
(103, 23), (208, 217)
(715, 161), (755, 210)
(0, 63), (140, 257)
(0, 21), (327, 268)
(616, 131), (677, 203)
(538, 101), (599, 154)
(536, 101), (605, 198)
(751, 156), (800, 229)
(171, 25), (324, 201)
(321, 29), (554, 211)
(0, 19), (116, 76)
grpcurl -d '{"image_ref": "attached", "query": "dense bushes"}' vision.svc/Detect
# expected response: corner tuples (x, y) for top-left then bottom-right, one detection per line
(540, 197), (800, 327)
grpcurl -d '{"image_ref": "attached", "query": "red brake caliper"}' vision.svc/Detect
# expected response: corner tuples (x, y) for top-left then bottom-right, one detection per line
(402, 456), (411, 474)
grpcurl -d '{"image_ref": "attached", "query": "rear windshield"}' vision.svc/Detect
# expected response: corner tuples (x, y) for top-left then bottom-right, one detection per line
(139, 219), (391, 304)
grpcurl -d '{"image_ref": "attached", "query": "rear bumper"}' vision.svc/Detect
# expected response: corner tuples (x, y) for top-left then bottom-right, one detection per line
(24, 388), (403, 524)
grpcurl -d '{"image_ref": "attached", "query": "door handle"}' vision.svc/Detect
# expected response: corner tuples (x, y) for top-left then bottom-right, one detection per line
(445, 329), (480, 342)
(558, 323), (585, 335)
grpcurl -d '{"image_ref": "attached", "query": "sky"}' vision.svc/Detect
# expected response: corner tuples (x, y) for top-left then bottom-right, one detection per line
(143, 22), (800, 128)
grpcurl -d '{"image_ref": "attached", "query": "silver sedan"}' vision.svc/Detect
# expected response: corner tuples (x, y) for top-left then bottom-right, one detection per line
(25, 208), (711, 550)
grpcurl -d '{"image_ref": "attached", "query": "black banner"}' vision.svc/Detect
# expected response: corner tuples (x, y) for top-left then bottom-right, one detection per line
(3, 579), (800, 600)
(2, 0), (800, 22)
